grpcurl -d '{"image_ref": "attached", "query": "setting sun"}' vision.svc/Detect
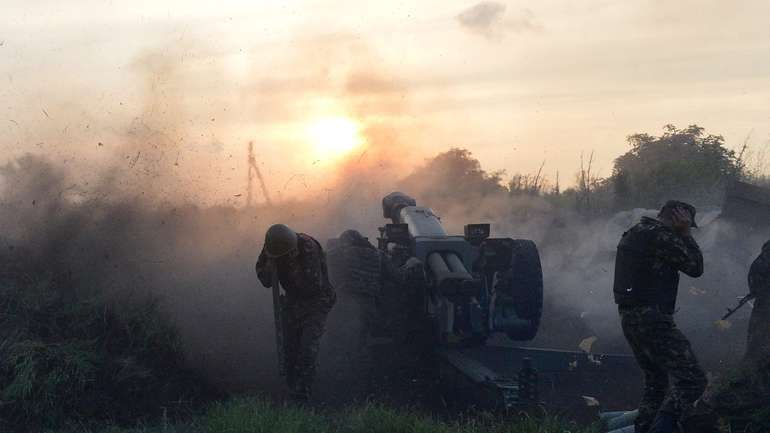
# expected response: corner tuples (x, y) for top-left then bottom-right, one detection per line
(306, 116), (364, 161)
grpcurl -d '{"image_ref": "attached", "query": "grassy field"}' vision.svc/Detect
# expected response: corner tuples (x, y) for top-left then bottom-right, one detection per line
(49, 398), (598, 433)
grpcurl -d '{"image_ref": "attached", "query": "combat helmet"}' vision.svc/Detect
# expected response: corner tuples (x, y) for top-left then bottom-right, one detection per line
(264, 224), (298, 258)
(339, 229), (372, 248)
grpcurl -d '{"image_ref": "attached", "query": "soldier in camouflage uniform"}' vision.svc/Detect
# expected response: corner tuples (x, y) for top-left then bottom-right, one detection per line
(256, 224), (336, 402)
(684, 241), (770, 432)
(744, 240), (770, 368)
(326, 230), (382, 346)
(613, 201), (706, 433)
(326, 230), (423, 346)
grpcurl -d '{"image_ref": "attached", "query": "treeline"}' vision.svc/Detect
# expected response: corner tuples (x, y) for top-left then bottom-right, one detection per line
(404, 124), (769, 217)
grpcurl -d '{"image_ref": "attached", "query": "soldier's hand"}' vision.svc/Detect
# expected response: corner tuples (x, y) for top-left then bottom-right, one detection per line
(671, 207), (692, 236)
(403, 257), (424, 281)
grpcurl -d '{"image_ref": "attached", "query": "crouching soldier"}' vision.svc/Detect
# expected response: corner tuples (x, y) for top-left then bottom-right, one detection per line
(256, 224), (336, 402)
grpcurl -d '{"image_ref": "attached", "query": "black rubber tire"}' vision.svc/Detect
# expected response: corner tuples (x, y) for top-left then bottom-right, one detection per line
(509, 239), (543, 320)
(497, 239), (543, 341)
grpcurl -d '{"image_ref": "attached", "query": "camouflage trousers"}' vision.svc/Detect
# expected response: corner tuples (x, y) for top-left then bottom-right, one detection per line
(619, 305), (707, 433)
(284, 299), (333, 400)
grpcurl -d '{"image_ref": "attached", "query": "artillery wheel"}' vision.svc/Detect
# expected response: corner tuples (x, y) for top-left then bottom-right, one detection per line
(497, 239), (543, 340)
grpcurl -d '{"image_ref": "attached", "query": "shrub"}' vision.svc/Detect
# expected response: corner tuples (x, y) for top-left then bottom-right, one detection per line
(0, 268), (209, 431)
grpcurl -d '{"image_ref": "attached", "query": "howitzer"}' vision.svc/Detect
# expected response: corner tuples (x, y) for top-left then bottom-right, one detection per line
(721, 293), (755, 321)
(327, 192), (642, 411)
(271, 262), (287, 376)
(378, 192), (544, 344)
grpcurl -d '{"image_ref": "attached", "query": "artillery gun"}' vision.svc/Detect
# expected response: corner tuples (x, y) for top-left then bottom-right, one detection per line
(327, 192), (640, 411)
(376, 192), (543, 346)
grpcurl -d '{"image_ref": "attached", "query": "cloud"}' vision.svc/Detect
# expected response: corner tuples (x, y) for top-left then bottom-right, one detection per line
(457, 1), (507, 33)
(457, 2), (541, 39)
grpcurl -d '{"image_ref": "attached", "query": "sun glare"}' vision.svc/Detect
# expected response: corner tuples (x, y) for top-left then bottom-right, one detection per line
(306, 116), (363, 161)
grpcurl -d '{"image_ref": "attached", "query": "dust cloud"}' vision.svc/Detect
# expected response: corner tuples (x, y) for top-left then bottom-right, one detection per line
(2, 32), (766, 404)
(2, 144), (766, 403)
(0, 34), (419, 399)
(420, 189), (769, 371)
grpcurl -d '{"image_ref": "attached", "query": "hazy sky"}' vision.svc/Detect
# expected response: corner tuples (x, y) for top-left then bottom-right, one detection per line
(2, 0), (769, 202)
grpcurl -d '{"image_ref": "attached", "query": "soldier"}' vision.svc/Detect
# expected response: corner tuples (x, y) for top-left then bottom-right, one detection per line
(684, 240), (770, 432)
(255, 224), (336, 402)
(326, 229), (424, 348)
(744, 240), (770, 367)
(612, 200), (706, 433)
(326, 230), (381, 344)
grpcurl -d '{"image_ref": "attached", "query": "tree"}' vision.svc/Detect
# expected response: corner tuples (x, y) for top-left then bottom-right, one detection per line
(398, 148), (506, 208)
(611, 124), (743, 209)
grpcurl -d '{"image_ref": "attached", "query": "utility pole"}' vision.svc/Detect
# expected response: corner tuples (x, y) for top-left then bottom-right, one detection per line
(247, 141), (272, 207)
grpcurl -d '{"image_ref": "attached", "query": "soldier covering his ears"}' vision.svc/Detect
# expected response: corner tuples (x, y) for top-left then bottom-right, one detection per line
(256, 224), (336, 402)
(612, 201), (706, 433)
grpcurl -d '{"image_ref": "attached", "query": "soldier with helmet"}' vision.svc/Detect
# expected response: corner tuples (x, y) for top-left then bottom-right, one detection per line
(327, 230), (382, 343)
(612, 200), (707, 433)
(255, 224), (336, 402)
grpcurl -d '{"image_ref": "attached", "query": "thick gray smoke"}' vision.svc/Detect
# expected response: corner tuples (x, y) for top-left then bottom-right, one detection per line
(0, 34), (426, 401)
(1, 150), (765, 404)
(0, 152), (400, 400)
(427, 190), (769, 372)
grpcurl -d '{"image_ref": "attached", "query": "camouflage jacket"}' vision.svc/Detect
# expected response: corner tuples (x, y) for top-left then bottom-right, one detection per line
(748, 246), (770, 298)
(256, 233), (336, 307)
(614, 216), (703, 312)
(326, 242), (382, 297)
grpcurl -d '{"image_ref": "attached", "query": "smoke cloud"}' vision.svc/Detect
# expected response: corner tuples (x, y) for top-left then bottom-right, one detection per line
(1, 30), (766, 407)
(2, 142), (767, 405)
(457, 2), (542, 40)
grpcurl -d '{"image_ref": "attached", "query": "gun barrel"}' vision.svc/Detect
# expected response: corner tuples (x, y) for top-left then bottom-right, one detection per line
(427, 252), (450, 274)
(427, 252), (479, 298)
(399, 206), (447, 237)
(444, 252), (469, 274)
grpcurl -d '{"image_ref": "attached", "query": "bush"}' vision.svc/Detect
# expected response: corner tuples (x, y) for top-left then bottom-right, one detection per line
(0, 267), (209, 431)
(611, 124), (743, 209)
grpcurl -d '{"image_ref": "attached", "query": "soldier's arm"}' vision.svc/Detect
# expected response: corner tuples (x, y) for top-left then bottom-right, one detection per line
(302, 237), (327, 288)
(255, 248), (273, 288)
(655, 230), (704, 277)
(377, 250), (399, 280)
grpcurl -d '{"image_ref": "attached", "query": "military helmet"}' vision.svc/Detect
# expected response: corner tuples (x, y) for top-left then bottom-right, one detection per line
(340, 230), (366, 245)
(340, 229), (369, 248)
(660, 200), (698, 228)
(264, 224), (298, 258)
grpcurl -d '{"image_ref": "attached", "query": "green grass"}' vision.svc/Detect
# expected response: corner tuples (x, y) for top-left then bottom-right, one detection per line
(205, 399), (330, 433)
(44, 395), (770, 433)
(52, 397), (598, 433)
